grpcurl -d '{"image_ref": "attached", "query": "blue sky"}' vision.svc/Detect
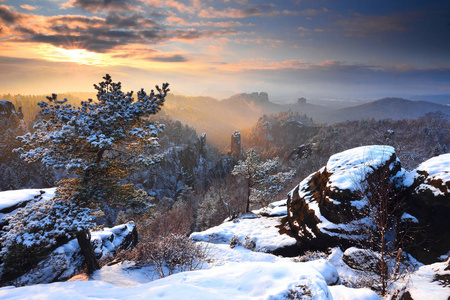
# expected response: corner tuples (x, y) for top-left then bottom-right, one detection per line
(0, 0), (449, 101)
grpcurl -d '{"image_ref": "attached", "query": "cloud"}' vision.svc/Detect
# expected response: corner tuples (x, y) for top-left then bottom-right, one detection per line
(198, 4), (278, 19)
(20, 4), (36, 10)
(145, 54), (188, 62)
(69, 0), (142, 13)
(298, 7), (329, 17)
(30, 34), (124, 52)
(0, 5), (23, 23)
(336, 13), (408, 37)
(219, 58), (375, 72)
(1, 4), (239, 54)
(167, 16), (251, 28)
(105, 13), (158, 28)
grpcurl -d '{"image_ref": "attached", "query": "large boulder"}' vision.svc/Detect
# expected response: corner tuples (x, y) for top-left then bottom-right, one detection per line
(6, 222), (137, 286)
(405, 153), (450, 263)
(286, 146), (450, 263)
(286, 145), (403, 251)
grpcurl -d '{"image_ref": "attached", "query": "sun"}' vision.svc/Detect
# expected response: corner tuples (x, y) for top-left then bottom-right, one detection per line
(48, 47), (103, 65)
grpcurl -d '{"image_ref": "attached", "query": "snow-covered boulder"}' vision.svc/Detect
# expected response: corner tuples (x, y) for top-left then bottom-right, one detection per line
(286, 146), (403, 251)
(405, 153), (450, 263)
(286, 146), (450, 263)
(2, 222), (137, 287)
(342, 247), (381, 273)
(0, 188), (56, 225)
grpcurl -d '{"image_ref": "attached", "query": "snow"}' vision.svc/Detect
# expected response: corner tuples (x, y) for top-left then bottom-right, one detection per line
(416, 153), (450, 183)
(0, 241), (387, 300)
(326, 145), (396, 191)
(10, 222), (137, 286)
(401, 212), (419, 223)
(190, 214), (297, 252)
(0, 188), (55, 211)
(403, 153), (450, 196)
(252, 199), (287, 216)
(0, 183), (449, 299)
(0, 261), (333, 300)
(405, 260), (450, 300)
(328, 285), (380, 300)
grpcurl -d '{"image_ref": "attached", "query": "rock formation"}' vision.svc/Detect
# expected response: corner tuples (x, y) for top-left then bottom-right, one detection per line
(285, 146), (450, 263)
(231, 130), (241, 158)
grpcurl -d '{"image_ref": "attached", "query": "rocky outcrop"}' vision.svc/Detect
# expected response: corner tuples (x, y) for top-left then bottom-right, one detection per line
(230, 130), (241, 158)
(286, 146), (402, 251)
(404, 154), (450, 263)
(8, 222), (137, 286)
(0, 100), (23, 121)
(200, 133), (207, 156)
(285, 146), (449, 263)
(342, 247), (381, 273)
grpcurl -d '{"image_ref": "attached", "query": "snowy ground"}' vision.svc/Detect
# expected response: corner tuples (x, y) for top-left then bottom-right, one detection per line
(1, 189), (449, 299)
(0, 188), (55, 220)
(0, 242), (382, 300)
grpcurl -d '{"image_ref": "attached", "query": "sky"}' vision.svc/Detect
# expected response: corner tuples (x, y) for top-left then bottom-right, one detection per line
(0, 0), (449, 101)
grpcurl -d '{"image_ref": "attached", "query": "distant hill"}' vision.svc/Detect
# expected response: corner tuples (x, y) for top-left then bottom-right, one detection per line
(409, 95), (450, 106)
(320, 97), (450, 123)
(162, 94), (450, 147)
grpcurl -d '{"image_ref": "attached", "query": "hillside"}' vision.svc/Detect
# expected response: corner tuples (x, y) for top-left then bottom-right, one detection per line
(320, 98), (450, 123)
(0, 146), (449, 299)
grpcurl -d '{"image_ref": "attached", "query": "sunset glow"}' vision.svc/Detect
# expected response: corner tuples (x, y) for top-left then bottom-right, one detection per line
(0, 1), (449, 100)
(48, 48), (103, 65)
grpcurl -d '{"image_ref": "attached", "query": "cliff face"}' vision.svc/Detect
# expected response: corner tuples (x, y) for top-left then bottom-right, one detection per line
(285, 146), (450, 263)
(286, 146), (402, 251)
(405, 154), (450, 263)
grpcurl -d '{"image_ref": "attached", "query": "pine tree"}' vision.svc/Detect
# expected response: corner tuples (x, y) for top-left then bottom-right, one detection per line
(11, 74), (169, 274)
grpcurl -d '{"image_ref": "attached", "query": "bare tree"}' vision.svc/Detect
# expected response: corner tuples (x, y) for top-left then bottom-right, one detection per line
(232, 149), (294, 212)
(354, 160), (416, 296)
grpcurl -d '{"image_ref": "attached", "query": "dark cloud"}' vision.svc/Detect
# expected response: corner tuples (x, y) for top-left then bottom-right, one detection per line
(146, 54), (188, 62)
(30, 34), (122, 52)
(0, 3), (238, 53)
(140, 29), (165, 40)
(0, 5), (22, 24)
(172, 29), (237, 40)
(242, 7), (263, 16)
(53, 15), (105, 26)
(335, 13), (408, 37)
(105, 13), (158, 28)
(71, 0), (141, 13)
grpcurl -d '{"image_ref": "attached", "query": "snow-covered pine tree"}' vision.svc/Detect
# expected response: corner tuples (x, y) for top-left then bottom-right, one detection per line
(11, 74), (169, 274)
(232, 149), (295, 212)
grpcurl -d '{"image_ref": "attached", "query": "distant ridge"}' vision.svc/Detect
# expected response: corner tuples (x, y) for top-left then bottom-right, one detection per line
(319, 97), (450, 123)
(409, 95), (450, 106)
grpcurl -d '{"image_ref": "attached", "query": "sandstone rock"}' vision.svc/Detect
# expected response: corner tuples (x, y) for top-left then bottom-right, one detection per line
(286, 146), (402, 251)
(342, 247), (380, 273)
(10, 222), (137, 286)
(285, 146), (450, 264)
(230, 130), (241, 158)
(405, 153), (450, 263)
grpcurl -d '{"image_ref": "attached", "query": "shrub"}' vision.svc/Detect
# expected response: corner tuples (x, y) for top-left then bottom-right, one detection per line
(119, 233), (206, 278)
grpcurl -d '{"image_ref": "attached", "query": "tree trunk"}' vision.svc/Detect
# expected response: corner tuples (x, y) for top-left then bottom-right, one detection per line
(76, 229), (100, 274)
(246, 178), (251, 213)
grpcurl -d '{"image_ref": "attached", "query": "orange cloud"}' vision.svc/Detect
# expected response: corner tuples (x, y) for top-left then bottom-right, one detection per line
(20, 4), (36, 10)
